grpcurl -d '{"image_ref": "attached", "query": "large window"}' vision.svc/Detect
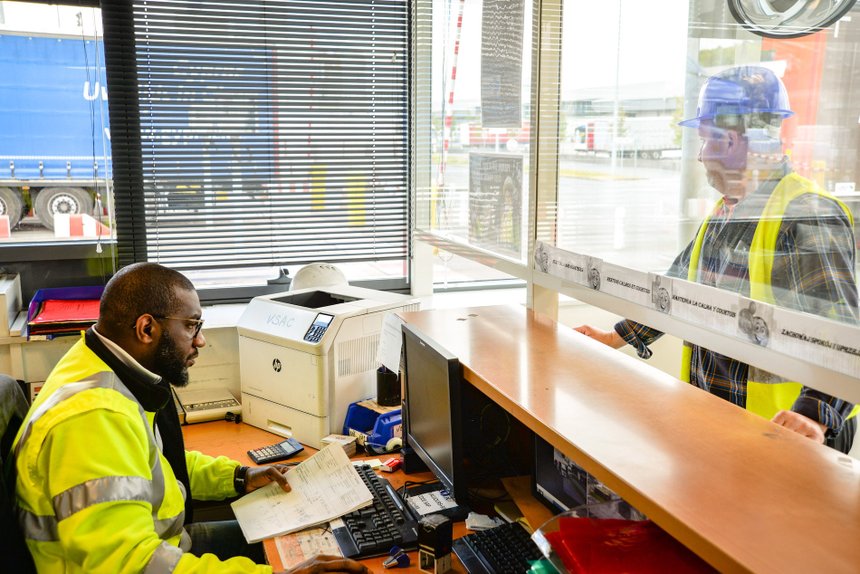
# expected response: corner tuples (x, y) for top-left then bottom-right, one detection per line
(553, 1), (689, 273)
(418, 0), (860, 288)
(103, 0), (410, 290)
(415, 0), (533, 272)
(0, 2), (112, 245)
(415, 0), (860, 403)
(552, 0), (860, 279)
(0, 1), (115, 304)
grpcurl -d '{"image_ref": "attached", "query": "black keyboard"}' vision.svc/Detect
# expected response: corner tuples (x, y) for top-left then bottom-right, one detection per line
(453, 521), (545, 574)
(331, 464), (419, 559)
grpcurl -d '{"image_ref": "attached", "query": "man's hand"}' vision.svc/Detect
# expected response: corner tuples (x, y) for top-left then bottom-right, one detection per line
(278, 554), (368, 574)
(245, 464), (292, 493)
(574, 325), (625, 349)
(771, 410), (827, 444)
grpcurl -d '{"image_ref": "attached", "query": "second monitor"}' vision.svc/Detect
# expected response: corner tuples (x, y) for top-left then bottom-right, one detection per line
(401, 321), (469, 517)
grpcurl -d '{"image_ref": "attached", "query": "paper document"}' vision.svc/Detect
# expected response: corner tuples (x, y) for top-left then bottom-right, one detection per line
(375, 312), (405, 373)
(406, 488), (458, 516)
(231, 444), (373, 543)
(275, 526), (342, 570)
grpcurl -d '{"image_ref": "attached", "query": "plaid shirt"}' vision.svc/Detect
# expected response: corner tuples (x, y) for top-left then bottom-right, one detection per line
(616, 166), (858, 434)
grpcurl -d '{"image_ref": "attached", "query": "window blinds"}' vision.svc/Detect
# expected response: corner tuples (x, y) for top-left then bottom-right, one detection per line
(104, 0), (409, 271)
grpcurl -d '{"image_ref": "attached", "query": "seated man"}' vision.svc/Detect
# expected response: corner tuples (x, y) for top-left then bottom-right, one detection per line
(13, 262), (367, 573)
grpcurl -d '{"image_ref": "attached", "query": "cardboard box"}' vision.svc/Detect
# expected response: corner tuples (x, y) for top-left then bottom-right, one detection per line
(0, 274), (22, 337)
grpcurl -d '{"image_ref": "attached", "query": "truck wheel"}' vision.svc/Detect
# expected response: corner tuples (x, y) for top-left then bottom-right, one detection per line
(34, 187), (94, 230)
(0, 187), (24, 229)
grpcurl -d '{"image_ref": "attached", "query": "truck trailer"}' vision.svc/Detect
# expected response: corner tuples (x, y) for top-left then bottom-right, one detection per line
(569, 115), (679, 159)
(0, 33), (111, 231)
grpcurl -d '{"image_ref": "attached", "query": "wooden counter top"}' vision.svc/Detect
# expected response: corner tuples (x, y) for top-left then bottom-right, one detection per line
(400, 305), (860, 573)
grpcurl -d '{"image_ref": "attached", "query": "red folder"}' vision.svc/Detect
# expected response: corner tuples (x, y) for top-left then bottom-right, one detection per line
(545, 517), (714, 573)
(29, 299), (101, 324)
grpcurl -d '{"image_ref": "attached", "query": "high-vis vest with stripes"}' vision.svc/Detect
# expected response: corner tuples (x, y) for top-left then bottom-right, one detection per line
(12, 336), (269, 574)
(681, 173), (857, 421)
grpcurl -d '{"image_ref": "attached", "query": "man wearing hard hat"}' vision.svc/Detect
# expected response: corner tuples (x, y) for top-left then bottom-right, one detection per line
(577, 65), (858, 453)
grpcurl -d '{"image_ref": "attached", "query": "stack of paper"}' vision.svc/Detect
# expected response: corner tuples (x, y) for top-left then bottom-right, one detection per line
(321, 433), (357, 456)
(231, 444), (373, 543)
(465, 512), (505, 531)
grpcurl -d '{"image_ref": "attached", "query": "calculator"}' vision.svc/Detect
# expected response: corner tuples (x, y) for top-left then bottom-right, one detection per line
(247, 437), (305, 464)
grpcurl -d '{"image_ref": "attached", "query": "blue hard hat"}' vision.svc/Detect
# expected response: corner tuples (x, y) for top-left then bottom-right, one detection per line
(679, 65), (794, 128)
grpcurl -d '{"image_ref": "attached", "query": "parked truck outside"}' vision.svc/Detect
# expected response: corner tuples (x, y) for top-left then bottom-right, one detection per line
(0, 32), (111, 231)
(568, 115), (680, 159)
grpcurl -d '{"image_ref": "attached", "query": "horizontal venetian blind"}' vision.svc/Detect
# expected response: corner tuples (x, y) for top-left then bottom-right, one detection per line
(108, 0), (409, 270)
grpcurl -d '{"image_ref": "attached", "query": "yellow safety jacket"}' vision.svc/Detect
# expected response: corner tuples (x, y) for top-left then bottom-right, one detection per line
(681, 172), (858, 422)
(13, 336), (271, 573)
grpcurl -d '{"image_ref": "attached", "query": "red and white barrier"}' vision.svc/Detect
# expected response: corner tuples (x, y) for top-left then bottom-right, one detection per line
(438, 0), (466, 188)
(53, 214), (111, 238)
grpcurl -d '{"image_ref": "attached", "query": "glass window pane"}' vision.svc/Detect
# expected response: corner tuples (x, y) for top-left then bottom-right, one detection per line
(553, 0), (859, 325)
(103, 0), (409, 290)
(0, 1), (113, 245)
(422, 0), (532, 265)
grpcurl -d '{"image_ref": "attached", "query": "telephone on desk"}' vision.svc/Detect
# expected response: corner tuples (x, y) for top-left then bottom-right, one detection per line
(173, 386), (241, 424)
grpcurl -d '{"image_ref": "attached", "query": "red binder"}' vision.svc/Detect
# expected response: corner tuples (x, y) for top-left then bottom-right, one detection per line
(545, 517), (715, 573)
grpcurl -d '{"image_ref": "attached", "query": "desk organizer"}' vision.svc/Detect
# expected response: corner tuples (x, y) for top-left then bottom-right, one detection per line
(27, 285), (104, 339)
(342, 399), (402, 454)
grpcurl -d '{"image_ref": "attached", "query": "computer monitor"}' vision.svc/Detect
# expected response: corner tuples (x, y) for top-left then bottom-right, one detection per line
(401, 322), (468, 507)
(533, 434), (588, 513)
(533, 435), (641, 519)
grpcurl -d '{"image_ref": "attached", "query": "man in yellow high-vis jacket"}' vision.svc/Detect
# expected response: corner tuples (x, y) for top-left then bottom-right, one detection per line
(577, 66), (857, 454)
(12, 263), (368, 573)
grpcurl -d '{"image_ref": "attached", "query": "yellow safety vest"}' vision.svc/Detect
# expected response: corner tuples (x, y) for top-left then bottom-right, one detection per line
(13, 335), (269, 574)
(681, 173), (858, 421)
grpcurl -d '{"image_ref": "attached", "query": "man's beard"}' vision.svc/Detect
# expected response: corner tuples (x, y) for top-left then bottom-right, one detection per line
(153, 328), (190, 387)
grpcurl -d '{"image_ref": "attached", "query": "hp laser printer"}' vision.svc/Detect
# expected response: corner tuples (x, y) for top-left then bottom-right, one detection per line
(237, 285), (418, 448)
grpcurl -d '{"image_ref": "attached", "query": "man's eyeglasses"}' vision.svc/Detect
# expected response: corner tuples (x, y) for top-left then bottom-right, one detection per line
(152, 315), (205, 338)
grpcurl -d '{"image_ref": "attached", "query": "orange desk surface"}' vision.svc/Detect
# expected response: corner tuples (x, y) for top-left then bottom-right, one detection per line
(183, 421), (552, 573)
(399, 305), (860, 574)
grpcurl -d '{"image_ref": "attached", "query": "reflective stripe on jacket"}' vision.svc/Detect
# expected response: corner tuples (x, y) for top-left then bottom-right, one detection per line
(13, 335), (270, 573)
(681, 173), (858, 421)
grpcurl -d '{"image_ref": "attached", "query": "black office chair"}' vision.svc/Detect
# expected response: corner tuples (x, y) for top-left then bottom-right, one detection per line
(0, 374), (36, 573)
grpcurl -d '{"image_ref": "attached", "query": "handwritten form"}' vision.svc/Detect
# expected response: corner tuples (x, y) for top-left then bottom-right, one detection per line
(231, 445), (373, 543)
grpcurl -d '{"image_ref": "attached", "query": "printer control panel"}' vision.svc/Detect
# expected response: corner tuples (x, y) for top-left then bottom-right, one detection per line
(303, 313), (334, 343)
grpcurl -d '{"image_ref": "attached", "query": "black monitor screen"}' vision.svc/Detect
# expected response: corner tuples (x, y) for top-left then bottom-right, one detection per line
(401, 322), (466, 505)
